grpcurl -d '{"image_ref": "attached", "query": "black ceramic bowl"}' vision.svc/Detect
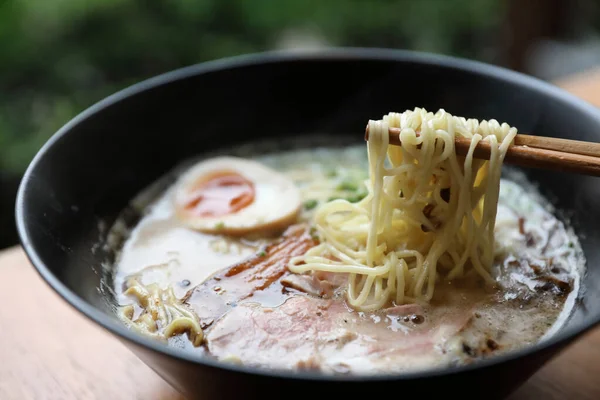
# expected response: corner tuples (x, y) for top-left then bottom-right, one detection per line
(15, 48), (600, 400)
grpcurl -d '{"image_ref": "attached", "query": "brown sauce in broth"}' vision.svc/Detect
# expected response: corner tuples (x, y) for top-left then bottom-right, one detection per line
(110, 144), (584, 375)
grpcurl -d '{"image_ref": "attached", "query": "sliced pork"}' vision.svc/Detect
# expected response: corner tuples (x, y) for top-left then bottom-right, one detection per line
(182, 224), (317, 328)
(205, 295), (474, 375)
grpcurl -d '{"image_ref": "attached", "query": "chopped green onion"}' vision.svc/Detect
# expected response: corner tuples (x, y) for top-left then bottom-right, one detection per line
(309, 226), (319, 241)
(336, 180), (358, 192)
(303, 199), (318, 210)
(325, 168), (338, 178)
(346, 191), (367, 203)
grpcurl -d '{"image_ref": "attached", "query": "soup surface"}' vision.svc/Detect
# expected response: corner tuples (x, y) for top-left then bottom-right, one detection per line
(108, 140), (584, 375)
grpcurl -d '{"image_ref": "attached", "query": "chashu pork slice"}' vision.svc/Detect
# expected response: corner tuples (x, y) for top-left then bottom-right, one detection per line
(205, 295), (473, 375)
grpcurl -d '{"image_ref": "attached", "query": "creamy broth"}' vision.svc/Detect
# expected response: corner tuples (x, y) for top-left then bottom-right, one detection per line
(110, 142), (584, 375)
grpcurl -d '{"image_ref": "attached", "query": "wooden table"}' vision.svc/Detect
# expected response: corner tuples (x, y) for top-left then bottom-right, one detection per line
(2, 69), (600, 400)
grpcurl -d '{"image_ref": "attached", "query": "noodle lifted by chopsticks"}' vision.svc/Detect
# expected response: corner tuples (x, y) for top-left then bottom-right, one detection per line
(288, 108), (517, 311)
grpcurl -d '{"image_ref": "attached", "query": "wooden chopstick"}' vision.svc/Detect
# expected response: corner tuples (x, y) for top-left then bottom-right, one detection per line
(364, 126), (600, 177)
(513, 134), (600, 157)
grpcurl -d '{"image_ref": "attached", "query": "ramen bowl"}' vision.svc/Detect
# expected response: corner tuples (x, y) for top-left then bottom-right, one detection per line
(15, 48), (600, 400)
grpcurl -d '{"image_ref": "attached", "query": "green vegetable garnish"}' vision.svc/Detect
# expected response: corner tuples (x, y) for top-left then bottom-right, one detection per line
(325, 168), (338, 178)
(309, 226), (319, 241)
(346, 191), (367, 203)
(336, 180), (359, 192)
(215, 222), (225, 229)
(258, 250), (267, 257)
(303, 199), (318, 210)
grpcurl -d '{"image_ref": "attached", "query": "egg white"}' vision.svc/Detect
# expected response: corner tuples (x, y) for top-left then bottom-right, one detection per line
(173, 156), (302, 236)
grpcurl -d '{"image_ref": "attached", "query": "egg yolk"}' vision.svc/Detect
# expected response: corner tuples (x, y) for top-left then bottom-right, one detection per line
(181, 171), (255, 217)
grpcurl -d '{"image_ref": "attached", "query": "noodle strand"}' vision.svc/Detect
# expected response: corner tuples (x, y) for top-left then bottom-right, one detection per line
(288, 108), (517, 310)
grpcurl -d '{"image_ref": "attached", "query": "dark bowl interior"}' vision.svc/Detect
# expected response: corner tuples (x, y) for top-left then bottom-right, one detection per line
(16, 48), (600, 400)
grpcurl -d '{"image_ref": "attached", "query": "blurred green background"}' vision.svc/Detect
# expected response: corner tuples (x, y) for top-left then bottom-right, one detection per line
(1, 0), (599, 248)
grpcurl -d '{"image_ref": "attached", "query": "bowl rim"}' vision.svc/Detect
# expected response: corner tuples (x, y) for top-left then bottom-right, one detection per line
(15, 46), (600, 382)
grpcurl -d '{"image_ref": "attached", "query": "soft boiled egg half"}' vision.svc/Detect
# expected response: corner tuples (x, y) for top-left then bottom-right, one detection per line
(173, 156), (302, 236)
